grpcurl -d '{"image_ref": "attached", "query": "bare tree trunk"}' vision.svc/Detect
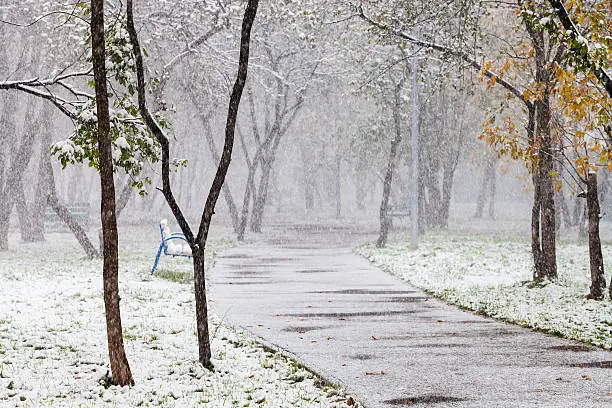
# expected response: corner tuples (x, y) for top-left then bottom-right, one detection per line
(195, 109), (241, 232)
(488, 157), (497, 219)
(335, 154), (341, 219)
(115, 178), (133, 218)
(91, 0), (133, 386)
(237, 159), (257, 241)
(377, 136), (400, 247)
(537, 97), (557, 280)
(14, 181), (32, 240)
(527, 17), (557, 281)
(127, 0), (258, 367)
(99, 178), (133, 254)
(377, 81), (404, 247)
(250, 161), (272, 232)
(557, 189), (573, 229)
(192, 246), (212, 367)
(0, 91), (19, 250)
(585, 173), (606, 300)
(440, 166), (455, 228)
(46, 158), (98, 259)
(474, 153), (495, 218)
(27, 107), (55, 243)
(14, 101), (46, 241)
(0, 99), (41, 247)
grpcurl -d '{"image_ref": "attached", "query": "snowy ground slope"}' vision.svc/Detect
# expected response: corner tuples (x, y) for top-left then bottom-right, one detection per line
(358, 232), (612, 349)
(0, 226), (358, 407)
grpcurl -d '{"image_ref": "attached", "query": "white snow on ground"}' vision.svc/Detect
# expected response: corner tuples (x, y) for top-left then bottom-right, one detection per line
(0, 226), (359, 407)
(358, 232), (612, 349)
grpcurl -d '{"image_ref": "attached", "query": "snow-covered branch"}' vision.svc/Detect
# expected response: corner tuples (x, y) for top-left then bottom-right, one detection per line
(357, 6), (530, 107)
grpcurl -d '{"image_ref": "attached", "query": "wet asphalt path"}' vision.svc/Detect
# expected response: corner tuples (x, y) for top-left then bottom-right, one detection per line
(208, 224), (612, 407)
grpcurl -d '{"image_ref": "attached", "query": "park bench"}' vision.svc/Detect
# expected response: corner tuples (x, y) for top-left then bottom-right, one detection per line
(387, 205), (411, 218)
(151, 219), (192, 274)
(44, 202), (90, 227)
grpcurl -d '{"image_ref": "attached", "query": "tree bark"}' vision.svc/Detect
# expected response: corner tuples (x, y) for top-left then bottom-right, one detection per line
(192, 247), (212, 367)
(91, 0), (133, 386)
(585, 173), (606, 300)
(535, 90), (557, 280)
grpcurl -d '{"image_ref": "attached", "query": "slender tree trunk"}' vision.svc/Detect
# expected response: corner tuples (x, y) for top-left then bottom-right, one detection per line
(557, 189), (573, 229)
(585, 173), (606, 300)
(250, 161), (272, 232)
(29, 150), (49, 242)
(192, 247), (212, 366)
(335, 154), (341, 219)
(440, 165), (455, 228)
(578, 201), (588, 238)
(377, 81), (404, 247)
(527, 19), (557, 281)
(377, 136), (400, 248)
(14, 181), (32, 240)
(115, 178), (133, 218)
(488, 157), (497, 219)
(474, 154), (495, 218)
(27, 107), (55, 243)
(47, 165), (99, 259)
(0, 91), (19, 250)
(14, 101), (46, 241)
(91, 0), (133, 386)
(99, 177), (133, 254)
(237, 162), (256, 241)
(537, 96), (557, 280)
(202, 117), (240, 232)
(528, 105), (544, 278)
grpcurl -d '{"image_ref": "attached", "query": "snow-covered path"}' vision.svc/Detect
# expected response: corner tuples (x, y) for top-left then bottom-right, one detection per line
(208, 224), (612, 408)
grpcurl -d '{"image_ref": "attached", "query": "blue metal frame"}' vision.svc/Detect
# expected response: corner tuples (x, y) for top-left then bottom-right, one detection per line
(151, 224), (192, 274)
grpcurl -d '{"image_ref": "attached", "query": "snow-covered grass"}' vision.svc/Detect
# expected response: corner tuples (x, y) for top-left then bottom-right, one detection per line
(358, 231), (612, 349)
(0, 226), (358, 407)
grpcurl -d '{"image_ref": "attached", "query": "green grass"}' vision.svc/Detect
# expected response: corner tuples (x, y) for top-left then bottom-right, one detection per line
(154, 268), (192, 284)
